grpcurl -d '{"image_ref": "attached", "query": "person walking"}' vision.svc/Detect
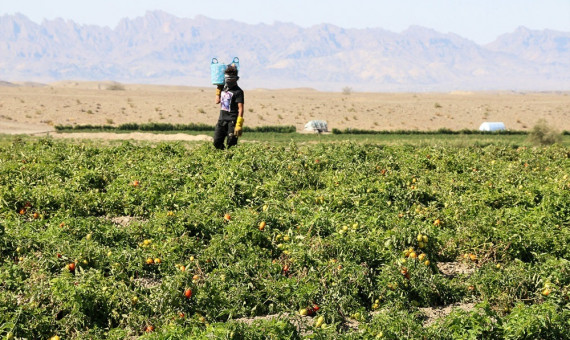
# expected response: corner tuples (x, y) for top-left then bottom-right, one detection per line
(213, 65), (244, 149)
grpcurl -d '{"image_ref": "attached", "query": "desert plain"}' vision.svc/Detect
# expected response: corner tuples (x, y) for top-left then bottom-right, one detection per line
(1, 81), (569, 140)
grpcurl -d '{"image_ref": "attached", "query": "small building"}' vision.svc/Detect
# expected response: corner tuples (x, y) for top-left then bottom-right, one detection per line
(304, 120), (328, 133)
(479, 122), (506, 132)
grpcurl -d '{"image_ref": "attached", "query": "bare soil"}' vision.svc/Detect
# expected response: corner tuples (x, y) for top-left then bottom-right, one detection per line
(1, 81), (569, 139)
(437, 261), (477, 277)
(419, 302), (477, 327)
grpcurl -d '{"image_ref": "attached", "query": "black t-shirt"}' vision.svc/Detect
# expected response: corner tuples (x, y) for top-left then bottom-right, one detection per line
(218, 85), (244, 121)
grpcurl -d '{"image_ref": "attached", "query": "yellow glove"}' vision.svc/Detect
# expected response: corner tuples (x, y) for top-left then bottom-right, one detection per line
(215, 85), (223, 96)
(234, 117), (244, 137)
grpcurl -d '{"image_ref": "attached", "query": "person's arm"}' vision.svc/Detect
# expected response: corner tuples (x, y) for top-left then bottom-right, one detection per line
(238, 103), (244, 118)
(235, 102), (244, 137)
(215, 85), (223, 104)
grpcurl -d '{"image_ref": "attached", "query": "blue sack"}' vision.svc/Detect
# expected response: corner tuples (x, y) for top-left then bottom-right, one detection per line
(210, 58), (226, 85)
(228, 57), (240, 71)
(211, 57), (240, 85)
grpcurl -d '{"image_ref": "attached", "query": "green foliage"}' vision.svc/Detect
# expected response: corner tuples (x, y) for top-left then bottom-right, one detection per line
(502, 302), (570, 340)
(427, 302), (502, 339)
(0, 139), (568, 339)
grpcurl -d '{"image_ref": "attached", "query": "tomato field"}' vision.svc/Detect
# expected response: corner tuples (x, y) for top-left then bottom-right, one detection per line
(0, 138), (569, 339)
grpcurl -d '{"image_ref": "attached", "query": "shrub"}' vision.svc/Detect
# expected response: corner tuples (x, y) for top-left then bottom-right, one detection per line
(527, 119), (562, 146)
(106, 82), (125, 91)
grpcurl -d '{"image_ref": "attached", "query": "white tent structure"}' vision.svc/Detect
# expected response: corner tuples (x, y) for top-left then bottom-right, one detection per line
(479, 122), (506, 131)
(304, 120), (328, 132)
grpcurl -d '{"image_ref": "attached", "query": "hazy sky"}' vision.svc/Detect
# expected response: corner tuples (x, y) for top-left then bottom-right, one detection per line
(1, 0), (569, 44)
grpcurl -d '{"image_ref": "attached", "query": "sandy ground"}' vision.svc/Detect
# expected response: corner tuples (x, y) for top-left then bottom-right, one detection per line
(1, 81), (569, 139)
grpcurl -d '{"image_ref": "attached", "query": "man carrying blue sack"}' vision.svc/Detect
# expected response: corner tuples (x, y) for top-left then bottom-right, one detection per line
(213, 65), (244, 149)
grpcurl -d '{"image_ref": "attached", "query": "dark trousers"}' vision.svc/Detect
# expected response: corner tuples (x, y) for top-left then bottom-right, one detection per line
(213, 119), (238, 150)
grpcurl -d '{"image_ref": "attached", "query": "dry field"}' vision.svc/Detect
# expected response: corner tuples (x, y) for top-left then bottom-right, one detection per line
(1, 81), (569, 137)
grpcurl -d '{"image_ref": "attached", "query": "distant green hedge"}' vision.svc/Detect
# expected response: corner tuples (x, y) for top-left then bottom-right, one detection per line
(55, 123), (296, 133)
(244, 125), (296, 133)
(54, 124), (569, 136)
(332, 128), (533, 135)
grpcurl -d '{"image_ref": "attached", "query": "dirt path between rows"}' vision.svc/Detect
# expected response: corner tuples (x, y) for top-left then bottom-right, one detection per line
(50, 132), (212, 142)
(0, 121), (211, 142)
(0, 121), (55, 135)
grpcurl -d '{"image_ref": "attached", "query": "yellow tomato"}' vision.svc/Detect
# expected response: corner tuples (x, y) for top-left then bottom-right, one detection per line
(315, 316), (325, 327)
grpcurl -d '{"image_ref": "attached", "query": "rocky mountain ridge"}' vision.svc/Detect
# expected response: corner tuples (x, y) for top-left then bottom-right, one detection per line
(1, 11), (569, 91)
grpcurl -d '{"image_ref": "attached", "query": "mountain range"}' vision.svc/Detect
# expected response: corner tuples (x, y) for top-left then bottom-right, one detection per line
(1, 11), (569, 91)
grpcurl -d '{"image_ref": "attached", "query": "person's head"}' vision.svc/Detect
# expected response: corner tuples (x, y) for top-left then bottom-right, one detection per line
(225, 65), (239, 78)
(224, 65), (239, 88)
